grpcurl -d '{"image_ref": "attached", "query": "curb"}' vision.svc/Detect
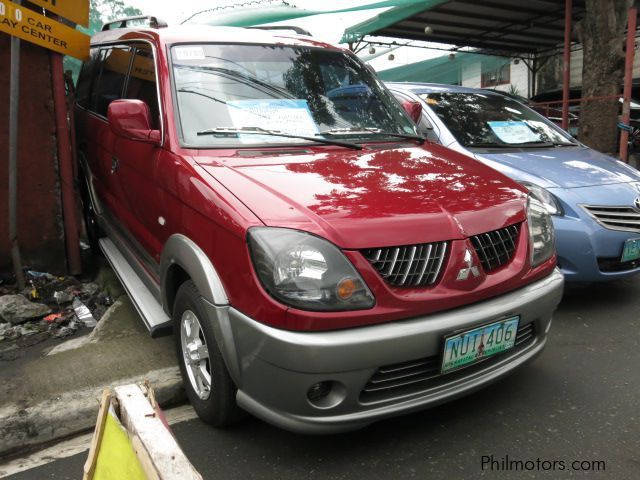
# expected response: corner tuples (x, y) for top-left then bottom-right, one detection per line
(0, 366), (185, 458)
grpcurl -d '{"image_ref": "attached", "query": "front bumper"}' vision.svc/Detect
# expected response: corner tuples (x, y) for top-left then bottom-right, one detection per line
(553, 215), (640, 282)
(206, 268), (564, 434)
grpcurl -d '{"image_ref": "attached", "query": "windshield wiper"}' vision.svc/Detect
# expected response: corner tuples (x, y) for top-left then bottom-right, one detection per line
(319, 127), (425, 144)
(196, 127), (362, 150)
(467, 140), (555, 148)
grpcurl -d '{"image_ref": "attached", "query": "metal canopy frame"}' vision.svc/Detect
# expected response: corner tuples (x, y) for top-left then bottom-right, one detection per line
(342, 0), (587, 56)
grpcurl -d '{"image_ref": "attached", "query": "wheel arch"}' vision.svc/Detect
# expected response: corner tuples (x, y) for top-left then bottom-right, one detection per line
(160, 234), (229, 316)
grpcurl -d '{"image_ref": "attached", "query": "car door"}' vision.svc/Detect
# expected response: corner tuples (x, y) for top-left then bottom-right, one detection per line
(78, 45), (135, 224)
(111, 42), (168, 264)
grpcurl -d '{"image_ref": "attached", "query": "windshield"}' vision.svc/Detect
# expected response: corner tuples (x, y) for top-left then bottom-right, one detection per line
(171, 44), (419, 147)
(420, 92), (576, 148)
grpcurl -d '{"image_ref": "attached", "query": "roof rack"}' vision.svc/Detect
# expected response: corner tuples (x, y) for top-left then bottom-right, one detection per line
(245, 25), (312, 37)
(101, 15), (168, 31)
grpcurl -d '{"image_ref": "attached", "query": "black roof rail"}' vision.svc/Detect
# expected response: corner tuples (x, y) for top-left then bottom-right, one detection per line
(101, 15), (168, 31)
(245, 25), (312, 37)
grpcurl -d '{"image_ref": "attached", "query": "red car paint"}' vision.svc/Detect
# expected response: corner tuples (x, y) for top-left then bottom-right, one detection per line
(76, 26), (556, 331)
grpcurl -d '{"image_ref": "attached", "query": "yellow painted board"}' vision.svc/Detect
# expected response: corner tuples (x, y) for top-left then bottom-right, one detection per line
(0, 0), (89, 60)
(28, 0), (88, 27)
(93, 408), (147, 480)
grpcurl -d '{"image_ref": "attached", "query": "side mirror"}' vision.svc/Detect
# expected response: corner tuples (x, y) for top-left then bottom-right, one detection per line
(107, 99), (160, 144)
(401, 100), (423, 123)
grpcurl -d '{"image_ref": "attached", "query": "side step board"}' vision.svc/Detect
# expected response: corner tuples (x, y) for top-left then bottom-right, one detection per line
(99, 238), (172, 337)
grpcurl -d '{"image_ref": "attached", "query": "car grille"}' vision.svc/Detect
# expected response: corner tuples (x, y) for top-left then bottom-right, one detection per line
(362, 242), (448, 287)
(360, 322), (536, 404)
(470, 224), (521, 272)
(598, 256), (640, 272)
(583, 205), (640, 232)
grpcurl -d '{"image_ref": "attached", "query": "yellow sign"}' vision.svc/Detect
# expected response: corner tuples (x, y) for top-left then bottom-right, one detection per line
(0, 0), (89, 59)
(28, 0), (89, 27)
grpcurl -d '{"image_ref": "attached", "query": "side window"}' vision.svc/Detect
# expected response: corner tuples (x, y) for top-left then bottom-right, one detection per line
(76, 48), (100, 109)
(90, 45), (133, 117)
(124, 44), (160, 129)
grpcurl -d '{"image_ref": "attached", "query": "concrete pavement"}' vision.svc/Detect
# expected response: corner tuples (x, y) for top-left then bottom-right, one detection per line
(0, 278), (183, 457)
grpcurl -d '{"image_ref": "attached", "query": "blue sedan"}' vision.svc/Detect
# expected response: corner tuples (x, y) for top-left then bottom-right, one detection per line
(388, 82), (640, 282)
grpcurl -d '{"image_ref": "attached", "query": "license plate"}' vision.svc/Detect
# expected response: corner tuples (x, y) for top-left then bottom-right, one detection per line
(621, 238), (640, 263)
(441, 316), (520, 373)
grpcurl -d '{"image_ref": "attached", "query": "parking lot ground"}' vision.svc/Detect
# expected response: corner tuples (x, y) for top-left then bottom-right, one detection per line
(2, 278), (639, 480)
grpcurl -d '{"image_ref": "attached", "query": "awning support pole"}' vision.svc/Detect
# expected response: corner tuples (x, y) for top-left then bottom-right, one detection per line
(561, 0), (572, 131)
(8, 1), (25, 290)
(619, 5), (637, 163)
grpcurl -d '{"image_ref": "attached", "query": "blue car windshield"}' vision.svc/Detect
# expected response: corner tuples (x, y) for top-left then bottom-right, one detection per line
(171, 44), (419, 147)
(420, 92), (576, 148)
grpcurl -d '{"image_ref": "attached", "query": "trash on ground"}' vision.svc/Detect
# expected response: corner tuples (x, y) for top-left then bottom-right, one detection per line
(73, 298), (98, 328)
(0, 268), (113, 347)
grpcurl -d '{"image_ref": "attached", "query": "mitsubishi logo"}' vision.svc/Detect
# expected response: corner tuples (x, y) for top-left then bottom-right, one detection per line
(456, 249), (481, 281)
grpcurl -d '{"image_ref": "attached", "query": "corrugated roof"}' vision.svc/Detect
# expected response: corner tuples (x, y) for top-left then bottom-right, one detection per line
(341, 0), (588, 54)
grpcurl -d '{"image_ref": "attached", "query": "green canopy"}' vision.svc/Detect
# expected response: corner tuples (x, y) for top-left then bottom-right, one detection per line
(186, 1), (430, 30)
(340, 0), (448, 43)
(377, 52), (510, 85)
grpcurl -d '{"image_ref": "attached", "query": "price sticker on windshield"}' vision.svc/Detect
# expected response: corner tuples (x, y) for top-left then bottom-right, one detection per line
(487, 121), (541, 144)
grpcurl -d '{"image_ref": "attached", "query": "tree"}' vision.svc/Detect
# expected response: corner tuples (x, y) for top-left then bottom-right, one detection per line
(65, 0), (143, 79)
(576, 0), (632, 155)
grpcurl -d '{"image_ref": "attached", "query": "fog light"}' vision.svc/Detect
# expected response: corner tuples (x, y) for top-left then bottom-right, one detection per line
(307, 381), (331, 402)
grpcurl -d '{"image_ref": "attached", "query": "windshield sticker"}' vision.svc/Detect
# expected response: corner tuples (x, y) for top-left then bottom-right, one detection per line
(487, 121), (541, 144)
(174, 46), (205, 61)
(227, 99), (318, 143)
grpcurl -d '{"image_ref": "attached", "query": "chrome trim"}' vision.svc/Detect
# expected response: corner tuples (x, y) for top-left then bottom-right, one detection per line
(470, 224), (520, 272)
(582, 204), (640, 233)
(363, 242), (448, 288)
(77, 39), (165, 146)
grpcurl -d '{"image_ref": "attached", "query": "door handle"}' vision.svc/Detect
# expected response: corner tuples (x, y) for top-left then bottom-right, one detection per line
(111, 156), (119, 174)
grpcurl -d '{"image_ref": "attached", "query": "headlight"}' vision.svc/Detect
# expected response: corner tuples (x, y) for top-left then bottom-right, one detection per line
(248, 228), (375, 311)
(527, 195), (556, 267)
(520, 182), (563, 215)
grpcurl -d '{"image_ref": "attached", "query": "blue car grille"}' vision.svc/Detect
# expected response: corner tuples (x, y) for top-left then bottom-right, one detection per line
(362, 242), (448, 287)
(470, 224), (521, 272)
(360, 322), (536, 404)
(583, 205), (640, 232)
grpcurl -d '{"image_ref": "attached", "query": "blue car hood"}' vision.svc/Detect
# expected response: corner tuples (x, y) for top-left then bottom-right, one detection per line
(474, 146), (640, 188)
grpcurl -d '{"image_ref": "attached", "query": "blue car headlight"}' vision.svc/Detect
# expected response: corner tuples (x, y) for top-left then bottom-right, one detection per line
(520, 182), (563, 216)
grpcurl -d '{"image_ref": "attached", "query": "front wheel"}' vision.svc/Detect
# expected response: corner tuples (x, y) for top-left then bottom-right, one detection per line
(173, 280), (243, 427)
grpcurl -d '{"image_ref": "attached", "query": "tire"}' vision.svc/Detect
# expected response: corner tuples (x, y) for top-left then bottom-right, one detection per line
(173, 280), (243, 427)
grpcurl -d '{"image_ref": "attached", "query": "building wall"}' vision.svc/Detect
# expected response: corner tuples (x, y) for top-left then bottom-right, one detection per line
(0, 35), (67, 274)
(461, 59), (530, 96)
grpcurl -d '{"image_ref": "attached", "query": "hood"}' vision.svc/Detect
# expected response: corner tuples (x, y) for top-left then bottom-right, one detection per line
(474, 146), (640, 189)
(197, 144), (527, 249)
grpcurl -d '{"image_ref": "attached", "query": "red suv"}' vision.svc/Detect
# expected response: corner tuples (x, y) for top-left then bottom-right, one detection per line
(75, 19), (564, 433)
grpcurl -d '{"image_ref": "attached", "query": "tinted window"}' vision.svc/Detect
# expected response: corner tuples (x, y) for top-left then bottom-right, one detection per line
(91, 46), (133, 117)
(76, 48), (100, 109)
(421, 92), (575, 147)
(124, 44), (160, 129)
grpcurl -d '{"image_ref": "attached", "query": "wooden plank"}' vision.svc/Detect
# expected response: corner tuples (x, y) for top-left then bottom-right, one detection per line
(82, 389), (111, 480)
(114, 385), (202, 480)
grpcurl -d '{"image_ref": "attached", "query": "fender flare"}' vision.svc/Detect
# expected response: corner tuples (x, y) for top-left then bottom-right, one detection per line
(160, 234), (243, 384)
(160, 234), (229, 312)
